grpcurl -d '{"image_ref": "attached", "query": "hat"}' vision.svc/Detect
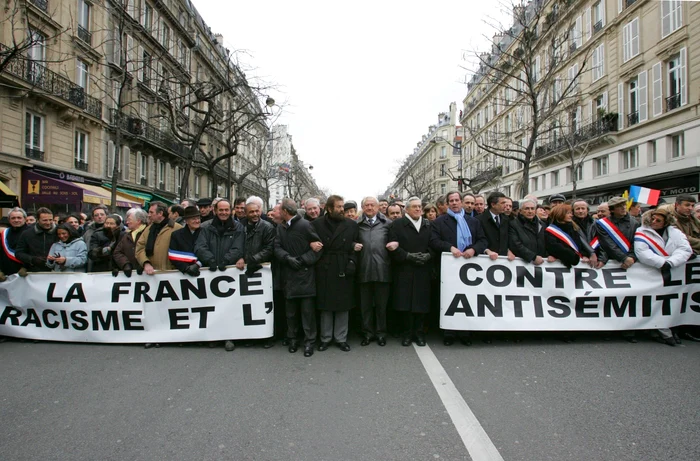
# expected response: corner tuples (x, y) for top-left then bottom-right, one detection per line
(183, 206), (200, 219)
(608, 196), (627, 208)
(548, 194), (566, 204)
(344, 201), (357, 211)
(196, 197), (212, 207)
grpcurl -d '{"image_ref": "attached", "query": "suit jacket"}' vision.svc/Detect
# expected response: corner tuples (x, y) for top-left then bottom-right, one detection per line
(429, 213), (488, 257)
(387, 216), (433, 313)
(476, 211), (510, 255)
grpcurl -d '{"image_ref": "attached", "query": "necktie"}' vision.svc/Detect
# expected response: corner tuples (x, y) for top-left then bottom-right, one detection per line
(369, 218), (374, 225)
(495, 216), (500, 227)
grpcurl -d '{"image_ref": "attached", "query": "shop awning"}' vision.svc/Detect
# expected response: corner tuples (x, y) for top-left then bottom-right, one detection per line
(0, 181), (20, 208)
(103, 183), (153, 206)
(72, 183), (144, 209)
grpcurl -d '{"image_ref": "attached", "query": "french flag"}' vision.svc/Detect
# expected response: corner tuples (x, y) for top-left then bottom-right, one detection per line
(629, 185), (661, 206)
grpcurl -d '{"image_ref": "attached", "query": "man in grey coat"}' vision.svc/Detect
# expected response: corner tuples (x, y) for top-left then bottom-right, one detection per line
(355, 196), (392, 346)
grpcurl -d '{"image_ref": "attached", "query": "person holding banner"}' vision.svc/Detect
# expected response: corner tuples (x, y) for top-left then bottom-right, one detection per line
(476, 192), (513, 261)
(0, 207), (28, 281)
(388, 196), (434, 347)
(509, 198), (547, 265)
(137, 202), (183, 275)
(544, 204), (595, 269)
(89, 214), (123, 274)
(572, 200), (606, 268)
(46, 224), (87, 273)
(113, 208), (148, 277)
(672, 195), (700, 255)
(596, 197), (639, 270)
(634, 208), (692, 346)
(430, 191), (488, 346)
(15, 207), (58, 274)
(168, 206), (202, 276)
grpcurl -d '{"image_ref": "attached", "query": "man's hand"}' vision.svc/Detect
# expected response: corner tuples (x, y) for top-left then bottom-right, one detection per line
(533, 255), (544, 265)
(486, 250), (498, 261)
(547, 256), (557, 263)
(310, 241), (323, 252)
(588, 254), (599, 269)
(462, 248), (476, 259)
(144, 262), (155, 275)
(185, 264), (200, 277)
(386, 241), (399, 251)
(245, 263), (262, 276)
(507, 250), (516, 261)
(450, 247), (462, 258)
(354, 243), (363, 252)
(235, 258), (245, 270)
(621, 257), (635, 270)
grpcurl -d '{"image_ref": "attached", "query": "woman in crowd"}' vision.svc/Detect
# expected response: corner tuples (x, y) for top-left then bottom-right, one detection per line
(46, 224), (87, 273)
(423, 203), (438, 222)
(544, 204), (596, 268)
(634, 206), (692, 346)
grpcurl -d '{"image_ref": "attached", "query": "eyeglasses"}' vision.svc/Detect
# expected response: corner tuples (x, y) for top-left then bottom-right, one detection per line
(650, 216), (665, 223)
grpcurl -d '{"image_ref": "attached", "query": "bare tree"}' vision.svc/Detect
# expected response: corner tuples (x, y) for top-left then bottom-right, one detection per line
(462, 0), (593, 197)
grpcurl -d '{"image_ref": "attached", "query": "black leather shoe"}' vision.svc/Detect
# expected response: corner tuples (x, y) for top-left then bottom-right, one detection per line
(360, 337), (372, 346)
(683, 332), (700, 342)
(482, 338), (492, 344)
(377, 337), (386, 346)
(263, 338), (274, 349)
(415, 336), (426, 347)
(401, 337), (412, 347)
(443, 337), (455, 346)
(318, 342), (330, 351)
(337, 342), (351, 352)
(288, 342), (298, 353)
(304, 346), (314, 357)
(144, 343), (154, 349)
(459, 337), (472, 346)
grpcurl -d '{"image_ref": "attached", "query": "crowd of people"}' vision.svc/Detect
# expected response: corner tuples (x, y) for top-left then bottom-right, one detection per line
(1, 189), (699, 354)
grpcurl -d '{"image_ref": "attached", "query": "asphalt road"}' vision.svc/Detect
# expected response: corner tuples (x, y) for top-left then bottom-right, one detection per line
(1, 334), (698, 461)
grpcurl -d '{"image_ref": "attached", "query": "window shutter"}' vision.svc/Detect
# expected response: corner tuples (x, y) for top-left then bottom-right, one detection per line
(136, 151), (142, 180)
(623, 23), (630, 62)
(107, 140), (115, 178)
(585, 8), (591, 41)
(680, 47), (687, 106)
(166, 163), (171, 191)
(638, 70), (648, 122)
(122, 146), (130, 181)
(651, 62), (664, 117)
(631, 19), (639, 58)
(576, 106), (582, 128)
(588, 100), (593, 123)
(602, 91), (608, 110)
(575, 16), (583, 47)
(601, 0), (606, 26)
(600, 45), (605, 78)
(126, 35), (134, 74)
(661, 1), (671, 38)
(153, 13), (160, 42)
(618, 0), (623, 14)
(618, 82), (624, 130)
(535, 55), (540, 81)
(148, 156), (155, 187)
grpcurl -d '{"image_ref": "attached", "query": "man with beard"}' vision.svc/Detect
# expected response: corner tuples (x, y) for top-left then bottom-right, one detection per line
(378, 199), (389, 216)
(15, 207), (58, 274)
(274, 198), (322, 357)
(473, 195), (486, 215)
(310, 195), (358, 352)
(89, 214), (123, 273)
(462, 193), (476, 217)
(197, 198), (214, 222)
(82, 205), (108, 271)
(388, 196), (433, 347)
(303, 198), (322, 222)
(195, 199), (245, 352)
(168, 206), (202, 276)
(0, 207), (28, 280)
(386, 204), (402, 220)
(233, 198), (247, 222)
(136, 201), (183, 274)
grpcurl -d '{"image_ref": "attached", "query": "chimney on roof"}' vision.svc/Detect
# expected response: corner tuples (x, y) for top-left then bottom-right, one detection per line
(214, 33), (224, 45)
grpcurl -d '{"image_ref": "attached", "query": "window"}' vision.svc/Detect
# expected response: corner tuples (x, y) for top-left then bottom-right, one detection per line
(440, 183), (446, 195)
(667, 52), (683, 111)
(25, 112), (44, 155)
(648, 141), (657, 164)
(621, 147), (638, 170)
(143, 3), (153, 31)
(570, 108), (580, 132)
(595, 92), (608, 118)
(622, 18), (640, 63)
(531, 176), (538, 192)
(77, 0), (90, 30)
(593, 1), (605, 32)
(628, 77), (639, 125)
(74, 131), (88, 170)
(575, 165), (583, 181)
(551, 170), (560, 187)
(141, 50), (151, 84)
(27, 30), (46, 62)
(440, 146), (447, 158)
(194, 175), (200, 197)
(594, 156), (608, 176)
(176, 166), (182, 196)
(162, 23), (171, 52)
(76, 59), (88, 90)
(139, 153), (148, 185)
(440, 164), (446, 176)
(671, 133), (684, 158)
(158, 160), (165, 188)
(661, 0), (682, 38)
(592, 44), (605, 82)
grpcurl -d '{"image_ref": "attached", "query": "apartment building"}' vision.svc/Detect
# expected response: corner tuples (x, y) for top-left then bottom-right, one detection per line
(460, 0), (698, 207)
(0, 0), (268, 215)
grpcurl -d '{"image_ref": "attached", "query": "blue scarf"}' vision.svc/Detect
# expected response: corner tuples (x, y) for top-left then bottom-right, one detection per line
(447, 208), (472, 251)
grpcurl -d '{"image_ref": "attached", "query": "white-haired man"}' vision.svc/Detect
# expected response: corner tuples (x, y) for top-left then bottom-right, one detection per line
(304, 197), (321, 222)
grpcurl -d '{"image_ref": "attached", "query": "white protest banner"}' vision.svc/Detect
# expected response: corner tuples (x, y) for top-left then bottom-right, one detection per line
(440, 254), (700, 331)
(0, 265), (274, 343)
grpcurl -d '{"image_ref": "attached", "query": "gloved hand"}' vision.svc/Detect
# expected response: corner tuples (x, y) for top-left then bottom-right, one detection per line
(32, 256), (46, 268)
(344, 260), (356, 276)
(101, 247), (112, 256)
(218, 264), (227, 272)
(406, 253), (425, 266)
(18, 268), (28, 277)
(286, 255), (303, 270)
(0, 271), (6, 282)
(185, 264), (200, 277)
(112, 268), (119, 277)
(209, 263), (218, 272)
(123, 264), (133, 277)
(245, 263), (262, 276)
(661, 262), (671, 272)
(419, 252), (432, 262)
(136, 267), (143, 276)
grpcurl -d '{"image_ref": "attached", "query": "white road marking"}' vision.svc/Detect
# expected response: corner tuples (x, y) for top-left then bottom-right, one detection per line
(414, 344), (505, 461)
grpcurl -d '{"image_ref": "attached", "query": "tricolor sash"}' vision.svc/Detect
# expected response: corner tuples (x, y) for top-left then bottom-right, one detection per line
(590, 236), (600, 250)
(545, 224), (581, 257)
(1, 228), (22, 264)
(597, 217), (631, 253)
(634, 232), (669, 257)
(168, 249), (198, 264)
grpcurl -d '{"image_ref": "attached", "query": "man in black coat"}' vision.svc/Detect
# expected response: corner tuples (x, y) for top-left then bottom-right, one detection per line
(197, 198), (214, 223)
(387, 196), (434, 347)
(310, 195), (358, 352)
(235, 200), (275, 275)
(476, 191), (513, 260)
(89, 214), (123, 273)
(430, 191), (488, 345)
(15, 207), (58, 273)
(508, 198), (548, 265)
(274, 198), (322, 357)
(0, 207), (28, 280)
(168, 206), (202, 276)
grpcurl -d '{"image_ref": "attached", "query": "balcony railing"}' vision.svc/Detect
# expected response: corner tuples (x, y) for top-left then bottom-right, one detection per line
(0, 43), (102, 119)
(471, 165), (502, 185)
(26, 147), (45, 161)
(74, 159), (88, 171)
(626, 0), (637, 7)
(569, 42), (577, 53)
(666, 93), (681, 112)
(77, 25), (92, 45)
(593, 20), (603, 33)
(534, 116), (618, 160)
(30, 0), (48, 12)
(140, 177), (147, 186)
(108, 109), (186, 158)
(627, 111), (639, 127)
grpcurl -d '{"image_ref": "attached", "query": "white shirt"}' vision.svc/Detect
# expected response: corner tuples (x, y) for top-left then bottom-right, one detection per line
(408, 215), (421, 232)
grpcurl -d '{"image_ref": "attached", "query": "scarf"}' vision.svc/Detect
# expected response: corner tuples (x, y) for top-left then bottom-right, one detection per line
(447, 208), (472, 251)
(145, 220), (167, 257)
(407, 215), (422, 233)
(213, 217), (234, 236)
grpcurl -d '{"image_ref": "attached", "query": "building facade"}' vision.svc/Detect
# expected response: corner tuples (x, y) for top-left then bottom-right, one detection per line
(460, 0), (699, 207)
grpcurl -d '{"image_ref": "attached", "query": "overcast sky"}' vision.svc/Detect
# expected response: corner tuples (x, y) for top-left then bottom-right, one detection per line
(194, 0), (510, 202)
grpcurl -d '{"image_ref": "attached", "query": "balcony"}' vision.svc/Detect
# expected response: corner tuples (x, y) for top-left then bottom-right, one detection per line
(108, 109), (186, 158)
(74, 159), (88, 171)
(534, 115), (618, 161)
(77, 25), (92, 45)
(30, 0), (48, 12)
(626, 0), (637, 7)
(666, 93), (681, 112)
(26, 147), (45, 161)
(627, 111), (639, 127)
(569, 42), (577, 53)
(0, 43), (102, 119)
(140, 177), (147, 186)
(471, 165), (502, 185)
(593, 20), (603, 34)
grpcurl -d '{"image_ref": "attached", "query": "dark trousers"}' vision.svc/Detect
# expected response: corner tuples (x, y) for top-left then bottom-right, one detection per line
(401, 311), (425, 337)
(286, 297), (317, 346)
(359, 282), (390, 339)
(273, 290), (287, 339)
